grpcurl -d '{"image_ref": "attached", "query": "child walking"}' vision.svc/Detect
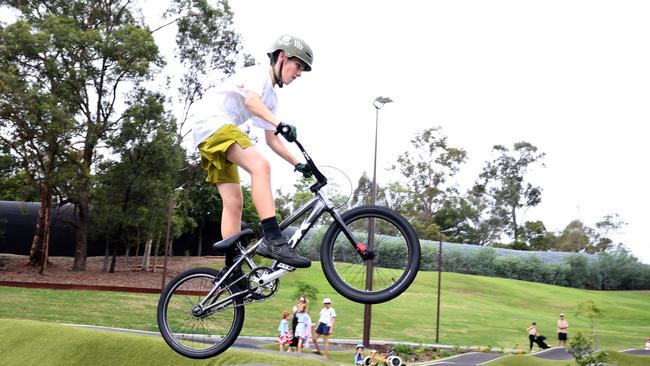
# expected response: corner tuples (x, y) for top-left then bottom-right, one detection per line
(277, 311), (292, 352)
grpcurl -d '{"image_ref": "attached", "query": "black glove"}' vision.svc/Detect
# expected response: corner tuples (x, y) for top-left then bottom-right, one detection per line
(276, 122), (297, 142)
(294, 163), (313, 178)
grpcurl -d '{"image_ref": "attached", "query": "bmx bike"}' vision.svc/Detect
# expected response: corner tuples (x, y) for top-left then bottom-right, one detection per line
(157, 138), (421, 358)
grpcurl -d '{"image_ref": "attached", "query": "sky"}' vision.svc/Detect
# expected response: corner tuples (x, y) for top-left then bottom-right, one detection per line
(150, 1), (650, 263)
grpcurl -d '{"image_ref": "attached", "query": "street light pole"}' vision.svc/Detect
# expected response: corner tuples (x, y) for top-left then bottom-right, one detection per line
(370, 96), (393, 205)
(435, 228), (453, 344)
(435, 234), (443, 344)
(363, 96), (393, 347)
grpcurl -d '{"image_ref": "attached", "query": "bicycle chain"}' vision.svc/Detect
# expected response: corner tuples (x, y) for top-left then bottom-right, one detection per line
(221, 268), (280, 309)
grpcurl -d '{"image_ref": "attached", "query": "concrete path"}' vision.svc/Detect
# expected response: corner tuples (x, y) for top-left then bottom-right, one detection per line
(621, 349), (650, 356)
(426, 352), (507, 365)
(530, 347), (573, 360)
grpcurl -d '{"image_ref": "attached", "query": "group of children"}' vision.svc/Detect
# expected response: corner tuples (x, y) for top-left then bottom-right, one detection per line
(277, 296), (337, 358)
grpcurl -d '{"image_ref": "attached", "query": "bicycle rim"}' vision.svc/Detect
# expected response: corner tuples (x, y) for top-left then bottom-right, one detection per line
(321, 206), (420, 304)
(157, 267), (244, 359)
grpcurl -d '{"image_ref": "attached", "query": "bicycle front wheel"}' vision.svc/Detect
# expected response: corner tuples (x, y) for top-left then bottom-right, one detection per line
(320, 205), (420, 304)
(157, 267), (244, 359)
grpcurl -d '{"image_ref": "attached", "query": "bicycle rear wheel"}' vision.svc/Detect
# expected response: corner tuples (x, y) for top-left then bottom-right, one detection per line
(157, 267), (244, 359)
(320, 205), (420, 304)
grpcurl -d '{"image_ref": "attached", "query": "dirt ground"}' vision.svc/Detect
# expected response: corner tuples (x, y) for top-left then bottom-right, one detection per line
(0, 254), (221, 290)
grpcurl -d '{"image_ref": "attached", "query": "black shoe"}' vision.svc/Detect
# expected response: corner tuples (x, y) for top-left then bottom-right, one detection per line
(256, 237), (311, 268)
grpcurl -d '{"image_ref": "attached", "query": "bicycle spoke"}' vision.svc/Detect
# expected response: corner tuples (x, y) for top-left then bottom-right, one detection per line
(322, 206), (420, 303)
(158, 268), (244, 358)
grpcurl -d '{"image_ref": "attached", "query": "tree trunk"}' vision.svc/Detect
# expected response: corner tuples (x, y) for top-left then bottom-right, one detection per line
(152, 234), (160, 273)
(38, 204), (52, 275)
(102, 237), (110, 272)
(142, 238), (153, 271)
(29, 186), (52, 274)
(197, 222), (203, 256)
(28, 198), (46, 267)
(110, 240), (119, 273)
(72, 183), (90, 271)
(125, 244), (130, 265)
(511, 207), (519, 241)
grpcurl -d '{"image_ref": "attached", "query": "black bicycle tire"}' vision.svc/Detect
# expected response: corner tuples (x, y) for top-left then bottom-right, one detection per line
(157, 267), (245, 359)
(320, 205), (420, 304)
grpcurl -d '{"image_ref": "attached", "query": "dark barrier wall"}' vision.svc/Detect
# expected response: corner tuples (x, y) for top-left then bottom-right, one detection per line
(0, 201), (79, 256)
(0, 201), (222, 257)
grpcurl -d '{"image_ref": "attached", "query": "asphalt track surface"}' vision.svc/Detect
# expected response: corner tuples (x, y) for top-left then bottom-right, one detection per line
(425, 352), (506, 365)
(62, 325), (650, 365)
(621, 349), (650, 356)
(530, 347), (573, 360)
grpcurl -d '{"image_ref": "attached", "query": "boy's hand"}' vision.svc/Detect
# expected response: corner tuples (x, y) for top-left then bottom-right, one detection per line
(276, 122), (297, 142)
(294, 163), (313, 178)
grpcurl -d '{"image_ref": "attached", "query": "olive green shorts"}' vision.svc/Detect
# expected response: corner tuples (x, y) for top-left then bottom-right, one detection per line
(198, 124), (254, 184)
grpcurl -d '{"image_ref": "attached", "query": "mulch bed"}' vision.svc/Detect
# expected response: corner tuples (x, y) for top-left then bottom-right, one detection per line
(0, 255), (221, 293)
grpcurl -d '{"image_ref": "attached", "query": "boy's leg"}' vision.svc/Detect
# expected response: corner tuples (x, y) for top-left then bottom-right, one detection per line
(215, 182), (248, 289)
(225, 143), (275, 217)
(225, 143), (310, 268)
(216, 182), (243, 239)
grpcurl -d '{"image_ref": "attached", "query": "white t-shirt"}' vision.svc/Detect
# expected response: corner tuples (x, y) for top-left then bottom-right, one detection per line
(317, 307), (336, 326)
(191, 65), (278, 146)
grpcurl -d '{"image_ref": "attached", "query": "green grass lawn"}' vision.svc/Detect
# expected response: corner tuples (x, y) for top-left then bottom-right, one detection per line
(0, 318), (330, 366)
(1, 261), (649, 352)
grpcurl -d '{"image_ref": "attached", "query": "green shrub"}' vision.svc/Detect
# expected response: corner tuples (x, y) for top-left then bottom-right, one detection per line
(568, 331), (609, 366)
(292, 281), (319, 304)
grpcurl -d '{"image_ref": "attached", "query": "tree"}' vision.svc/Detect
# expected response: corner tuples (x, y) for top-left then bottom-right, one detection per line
(568, 331), (608, 366)
(473, 142), (544, 242)
(392, 127), (467, 239)
(0, 0), (245, 271)
(556, 220), (590, 252)
(457, 188), (504, 245)
(185, 168), (222, 256)
(586, 213), (626, 253)
(0, 11), (81, 272)
(350, 172), (374, 207)
(575, 299), (603, 342)
(522, 220), (557, 250)
(0, 149), (38, 201)
(91, 90), (186, 272)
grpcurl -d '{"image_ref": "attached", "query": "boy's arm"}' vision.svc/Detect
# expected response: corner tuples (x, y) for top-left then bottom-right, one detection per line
(244, 91), (300, 166)
(265, 130), (299, 165)
(244, 91), (280, 127)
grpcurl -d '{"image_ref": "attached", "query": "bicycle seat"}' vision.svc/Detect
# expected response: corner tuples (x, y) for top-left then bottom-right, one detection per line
(212, 229), (256, 251)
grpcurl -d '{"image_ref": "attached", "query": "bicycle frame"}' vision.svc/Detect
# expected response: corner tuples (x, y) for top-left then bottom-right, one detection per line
(194, 141), (371, 314)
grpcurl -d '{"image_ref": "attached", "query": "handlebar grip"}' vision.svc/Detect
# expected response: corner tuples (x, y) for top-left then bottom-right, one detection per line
(274, 124), (290, 136)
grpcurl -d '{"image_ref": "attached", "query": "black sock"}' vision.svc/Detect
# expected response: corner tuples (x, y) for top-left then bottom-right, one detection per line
(261, 216), (282, 241)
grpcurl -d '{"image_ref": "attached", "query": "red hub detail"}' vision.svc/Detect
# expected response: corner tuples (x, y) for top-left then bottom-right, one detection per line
(356, 242), (367, 253)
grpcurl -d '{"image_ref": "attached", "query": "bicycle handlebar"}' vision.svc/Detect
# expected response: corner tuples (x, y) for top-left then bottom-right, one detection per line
(274, 125), (328, 192)
(292, 139), (328, 192)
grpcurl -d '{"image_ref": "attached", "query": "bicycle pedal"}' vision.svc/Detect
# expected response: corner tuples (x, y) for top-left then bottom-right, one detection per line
(275, 262), (296, 271)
